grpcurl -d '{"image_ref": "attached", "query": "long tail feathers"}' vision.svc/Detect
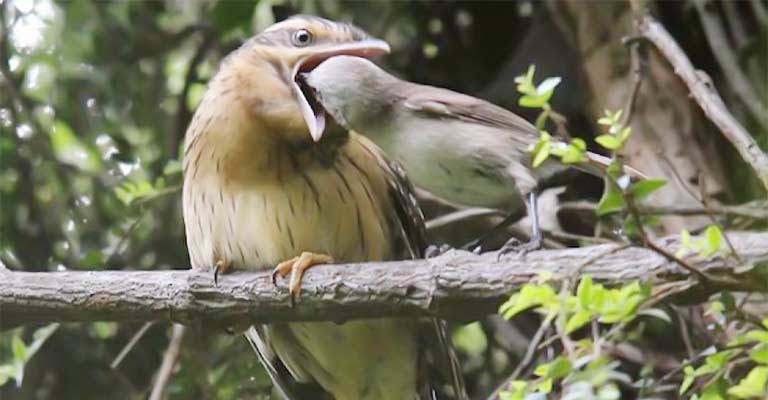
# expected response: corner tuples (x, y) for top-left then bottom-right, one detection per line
(244, 326), (295, 400)
(432, 319), (469, 400)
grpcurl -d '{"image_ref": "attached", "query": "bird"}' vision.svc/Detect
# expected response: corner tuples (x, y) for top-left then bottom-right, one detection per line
(182, 15), (465, 400)
(301, 55), (643, 255)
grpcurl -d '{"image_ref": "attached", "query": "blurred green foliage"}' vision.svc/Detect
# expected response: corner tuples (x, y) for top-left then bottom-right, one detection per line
(1, 0), (766, 399)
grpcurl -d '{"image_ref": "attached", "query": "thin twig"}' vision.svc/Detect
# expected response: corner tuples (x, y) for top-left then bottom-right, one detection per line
(636, 13), (768, 192)
(105, 213), (147, 267)
(148, 324), (186, 400)
(606, 170), (711, 282)
(655, 343), (751, 387)
(560, 201), (768, 220)
(698, 172), (743, 263)
(673, 307), (696, 359)
(425, 208), (503, 231)
(543, 229), (615, 244)
(621, 36), (645, 126)
(111, 322), (155, 369)
(721, 0), (749, 50)
(486, 316), (553, 400)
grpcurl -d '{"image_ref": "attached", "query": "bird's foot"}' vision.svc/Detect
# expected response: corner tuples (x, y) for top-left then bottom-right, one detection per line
(425, 244), (455, 258)
(271, 252), (333, 306)
(214, 259), (231, 286)
(460, 239), (485, 255)
(496, 236), (542, 261)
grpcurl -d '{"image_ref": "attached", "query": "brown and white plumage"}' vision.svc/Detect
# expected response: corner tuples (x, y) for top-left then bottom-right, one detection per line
(182, 16), (463, 400)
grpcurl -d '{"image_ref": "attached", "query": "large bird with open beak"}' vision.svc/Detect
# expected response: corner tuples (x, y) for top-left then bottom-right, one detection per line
(182, 15), (464, 399)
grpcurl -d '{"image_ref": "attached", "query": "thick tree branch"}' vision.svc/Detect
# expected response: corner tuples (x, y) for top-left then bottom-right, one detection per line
(635, 13), (768, 192)
(1, 231), (766, 329)
(693, 0), (768, 132)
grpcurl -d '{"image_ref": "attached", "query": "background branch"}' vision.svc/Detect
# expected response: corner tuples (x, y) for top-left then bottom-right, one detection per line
(636, 13), (768, 192)
(692, 0), (768, 132)
(2, 231), (766, 329)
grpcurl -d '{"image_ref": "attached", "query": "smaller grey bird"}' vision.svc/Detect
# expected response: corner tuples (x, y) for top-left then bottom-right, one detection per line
(301, 55), (633, 254)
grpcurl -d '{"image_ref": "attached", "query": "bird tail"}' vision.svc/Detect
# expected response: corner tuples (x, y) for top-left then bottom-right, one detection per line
(575, 151), (647, 180)
(431, 319), (468, 400)
(243, 326), (296, 400)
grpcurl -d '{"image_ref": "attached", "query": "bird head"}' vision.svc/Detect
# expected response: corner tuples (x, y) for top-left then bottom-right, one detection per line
(236, 15), (390, 142)
(301, 55), (393, 134)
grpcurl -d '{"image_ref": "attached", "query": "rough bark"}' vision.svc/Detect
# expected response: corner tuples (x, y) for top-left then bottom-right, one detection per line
(552, 1), (728, 234)
(2, 231), (766, 330)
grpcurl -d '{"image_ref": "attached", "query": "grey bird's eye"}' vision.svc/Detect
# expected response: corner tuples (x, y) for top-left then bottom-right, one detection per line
(291, 29), (313, 47)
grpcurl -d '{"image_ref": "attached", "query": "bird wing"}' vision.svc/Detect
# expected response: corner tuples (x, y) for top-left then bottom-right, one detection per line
(402, 84), (540, 146)
(358, 135), (468, 400)
(402, 86), (647, 181)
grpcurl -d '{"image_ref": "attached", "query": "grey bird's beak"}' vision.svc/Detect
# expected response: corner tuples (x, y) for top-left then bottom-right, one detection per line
(292, 39), (390, 142)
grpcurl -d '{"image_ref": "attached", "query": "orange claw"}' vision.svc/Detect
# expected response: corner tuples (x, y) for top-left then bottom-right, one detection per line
(271, 252), (333, 305)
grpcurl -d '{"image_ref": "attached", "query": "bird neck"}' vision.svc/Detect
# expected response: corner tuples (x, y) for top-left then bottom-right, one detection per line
(182, 56), (344, 188)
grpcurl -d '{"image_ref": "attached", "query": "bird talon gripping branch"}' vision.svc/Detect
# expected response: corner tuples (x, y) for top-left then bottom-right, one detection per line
(214, 259), (231, 286)
(272, 252), (333, 304)
(496, 236), (543, 261)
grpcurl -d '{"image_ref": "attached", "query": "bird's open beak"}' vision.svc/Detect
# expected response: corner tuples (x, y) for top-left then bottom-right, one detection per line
(292, 39), (390, 142)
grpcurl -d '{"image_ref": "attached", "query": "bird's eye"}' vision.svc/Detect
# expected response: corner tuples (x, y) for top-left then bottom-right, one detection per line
(291, 29), (313, 47)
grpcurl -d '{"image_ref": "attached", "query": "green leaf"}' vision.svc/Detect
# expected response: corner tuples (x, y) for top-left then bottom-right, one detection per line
(499, 283), (557, 319)
(525, 65), (536, 83)
(727, 366), (768, 398)
(598, 109), (623, 126)
(452, 322), (488, 357)
(565, 309), (592, 333)
(532, 143), (551, 168)
(561, 141), (588, 164)
(50, 121), (102, 173)
(630, 179), (667, 200)
(745, 329), (768, 344)
(520, 94), (548, 108)
(750, 345), (768, 364)
(700, 380), (727, 400)
(22, 62), (57, 102)
(534, 356), (571, 379)
(11, 335), (27, 362)
(186, 83), (207, 111)
(596, 187), (625, 216)
(701, 225), (723, 257)
(677, 229), (692, 257)
(0, 365), (17, 386)
(595, 135), (622, 150)
(577, 276), (593, 309)
(618, 126), (632, 141)
(704, 351), (732, 370)
(537, 378), (553, 394)
(681, 367), (695, 394)
(90, 322), (118, 339)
